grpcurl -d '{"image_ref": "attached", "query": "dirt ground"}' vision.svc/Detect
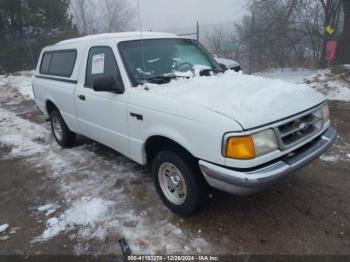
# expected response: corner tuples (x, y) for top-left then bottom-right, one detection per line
(0, 94), (349, 255)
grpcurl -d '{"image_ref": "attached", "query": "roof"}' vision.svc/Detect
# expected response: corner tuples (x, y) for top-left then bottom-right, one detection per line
(56, 32), (177, 45)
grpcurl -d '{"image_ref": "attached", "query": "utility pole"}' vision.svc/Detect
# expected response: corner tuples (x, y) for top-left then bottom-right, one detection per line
(249, 12), (255, 75)
(196, 21), (200, 42)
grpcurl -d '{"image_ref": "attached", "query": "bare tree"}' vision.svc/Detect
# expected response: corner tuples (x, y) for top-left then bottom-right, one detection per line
(100, 0), (136, 32)
(70, 0), (135, 34)
(318, 0), (342, 68)
(234, 0), (304, 71)
(336, 0), (350, 64)
(222, 0), (337, 71)
(70, 0), (96, 35)
(206, 28), (240, 59)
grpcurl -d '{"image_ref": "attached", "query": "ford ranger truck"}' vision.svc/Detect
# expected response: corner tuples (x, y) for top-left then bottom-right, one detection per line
(32, 32), (337, 216)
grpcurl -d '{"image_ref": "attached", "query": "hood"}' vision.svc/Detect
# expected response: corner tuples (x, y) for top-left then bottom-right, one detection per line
(144, 71), (326, 129)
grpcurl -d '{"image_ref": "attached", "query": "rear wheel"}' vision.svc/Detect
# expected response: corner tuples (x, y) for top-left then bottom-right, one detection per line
(152, 150), (206, 216)
(50, 110), (76, 147)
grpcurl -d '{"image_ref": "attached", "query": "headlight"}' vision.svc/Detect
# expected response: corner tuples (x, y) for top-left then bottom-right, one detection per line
(225, 129), (279, 160)
(252, 129), (279, 156)
(322, 103), (330, 123)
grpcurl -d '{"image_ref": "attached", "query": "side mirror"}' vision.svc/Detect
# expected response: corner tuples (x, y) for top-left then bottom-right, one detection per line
(93, 75), (124, 94)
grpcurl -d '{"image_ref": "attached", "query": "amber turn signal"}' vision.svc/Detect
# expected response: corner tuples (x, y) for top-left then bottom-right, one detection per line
(225, 136), (256, 160)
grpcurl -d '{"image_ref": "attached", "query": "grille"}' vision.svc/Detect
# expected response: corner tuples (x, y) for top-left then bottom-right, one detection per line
(275, 108), (323, 150)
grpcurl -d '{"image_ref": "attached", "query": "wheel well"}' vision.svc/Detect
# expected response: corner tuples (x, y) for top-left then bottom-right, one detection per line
(46, 100), (58, 116)
(145, 136), (195, 165)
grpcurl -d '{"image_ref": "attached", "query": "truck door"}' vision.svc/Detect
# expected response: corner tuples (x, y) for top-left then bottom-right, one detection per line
(75, 43), (129, 154)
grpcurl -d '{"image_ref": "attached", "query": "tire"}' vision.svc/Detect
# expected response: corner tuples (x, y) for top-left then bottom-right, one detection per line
(152, 150), (207, 216)
(50, 110), (76, 147)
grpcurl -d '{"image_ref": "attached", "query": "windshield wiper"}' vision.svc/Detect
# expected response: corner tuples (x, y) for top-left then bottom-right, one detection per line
(143, 68), (223, 85)
(144, 75), (178, 84)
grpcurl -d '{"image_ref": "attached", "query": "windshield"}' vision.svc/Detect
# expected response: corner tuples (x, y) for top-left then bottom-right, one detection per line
(118, 38), (221, 86)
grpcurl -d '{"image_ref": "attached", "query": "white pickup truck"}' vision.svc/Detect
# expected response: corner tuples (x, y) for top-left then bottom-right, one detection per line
(32, 32), (336, 216)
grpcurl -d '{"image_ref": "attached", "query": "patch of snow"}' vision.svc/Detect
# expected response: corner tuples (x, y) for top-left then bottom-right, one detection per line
(38, 204), (59, 216)
(0, 71), (34, 100)
(255, 68), (316, 84)
(0, 110), (50, 158)
(9, 227), (20, 234)
(38, 204), (54, 212)
(140, 70), (324, 129)
(0, 77), (7, 86)
(0, 224), (9, 234)
(320, 151), (350, 162)
(190, 238), (208, 253)
(315, 83), (350, 102)
(257, 68), (350, 102)
(45, 209), (58, 216)
(320, 155), (340, 162)
(0, 81), (216, 254)
(36, 198), (114, 241)
(0, 235), (10, 241)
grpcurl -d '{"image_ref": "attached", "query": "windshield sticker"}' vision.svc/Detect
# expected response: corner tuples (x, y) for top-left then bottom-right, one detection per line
(92, 54), (105, 74)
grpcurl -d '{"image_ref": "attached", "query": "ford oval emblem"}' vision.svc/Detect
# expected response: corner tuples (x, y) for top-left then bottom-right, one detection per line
(299, 122), (310, 131)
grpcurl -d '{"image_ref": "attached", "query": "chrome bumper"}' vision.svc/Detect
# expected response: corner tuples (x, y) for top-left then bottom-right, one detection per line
(199, 127), (337, 195)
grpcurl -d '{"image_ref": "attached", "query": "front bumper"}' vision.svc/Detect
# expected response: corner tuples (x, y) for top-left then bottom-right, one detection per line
(199, 127), (337, 195)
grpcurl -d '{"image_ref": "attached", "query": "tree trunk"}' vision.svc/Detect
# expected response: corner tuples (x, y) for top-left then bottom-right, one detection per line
(320, 0), (333, 68)
(336, 0), (350, 65)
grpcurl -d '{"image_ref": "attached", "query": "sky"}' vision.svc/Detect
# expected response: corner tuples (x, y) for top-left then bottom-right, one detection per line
(137, 0), (250, 32)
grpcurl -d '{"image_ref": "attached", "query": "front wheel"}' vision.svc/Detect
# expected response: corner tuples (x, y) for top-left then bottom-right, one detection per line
(50, 110), (76, 147)
(152, 151), (206, 216)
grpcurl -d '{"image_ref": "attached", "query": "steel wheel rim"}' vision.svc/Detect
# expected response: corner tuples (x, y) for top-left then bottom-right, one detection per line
(158, 162), (187, 205)
(52, 117), (63, 141)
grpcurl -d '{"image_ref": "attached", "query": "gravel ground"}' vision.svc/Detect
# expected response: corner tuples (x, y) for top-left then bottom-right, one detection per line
(0, 77), (349, 256)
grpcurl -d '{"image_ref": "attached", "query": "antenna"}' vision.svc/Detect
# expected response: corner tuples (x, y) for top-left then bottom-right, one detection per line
(137, 0), (147, 81)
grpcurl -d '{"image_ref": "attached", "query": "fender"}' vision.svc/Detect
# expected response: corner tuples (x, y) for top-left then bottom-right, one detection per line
(45, 97), (79, 134)
(142, 130), (195, 165)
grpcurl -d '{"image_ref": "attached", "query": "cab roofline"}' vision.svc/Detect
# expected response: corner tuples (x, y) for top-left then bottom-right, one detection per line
(55, 32), (178, 46)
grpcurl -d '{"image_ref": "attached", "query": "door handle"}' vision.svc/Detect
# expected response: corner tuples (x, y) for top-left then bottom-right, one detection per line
(78, 94), (86, 101)
(130, 112), (143, 121)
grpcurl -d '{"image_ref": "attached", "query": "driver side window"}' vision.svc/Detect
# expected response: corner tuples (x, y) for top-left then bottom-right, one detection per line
(85, 46), (122, 88)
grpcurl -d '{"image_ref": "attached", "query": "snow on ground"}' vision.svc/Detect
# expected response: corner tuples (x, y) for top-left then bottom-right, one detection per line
(320, 150), (350, 163)
(0, 110), (51, 158)
(320, 139), (350, 163)
(320, 155), (341, 162)
(36, 198), (115, 242)
(256, 67), (350, 102)
(38, 203), (60, 216)
(304, 69), (350, 102)
(0, 71), (34, 100)
(255, 68), (317, 84)
(0, 224), (9, 234)
(1, 68), (349, 253)
(38, 204), (55, 212)
(0, 76), (210, 254)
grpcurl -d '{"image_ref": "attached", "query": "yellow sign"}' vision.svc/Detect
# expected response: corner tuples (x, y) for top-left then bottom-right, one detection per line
(326, 25), (335, 34)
